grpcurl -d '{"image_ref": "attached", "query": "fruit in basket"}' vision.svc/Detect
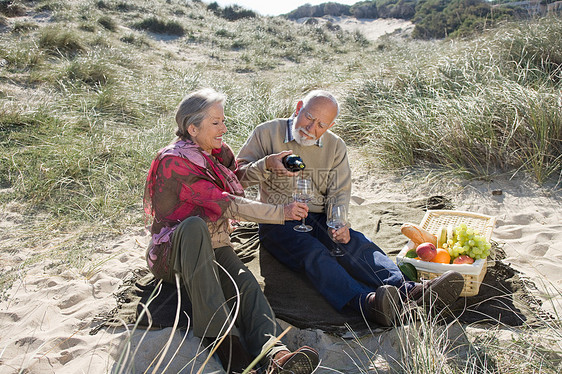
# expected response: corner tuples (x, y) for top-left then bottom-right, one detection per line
(401, 223), (437, 247)
(399, 262), (418, 282)
(431, 248), (451, 264)
(448, 223), (492, 261)
(453, 255), (474, 264)
(436, 225), (448, 248)
(447, 224), (455, 244)
(416, 242), (437, 261)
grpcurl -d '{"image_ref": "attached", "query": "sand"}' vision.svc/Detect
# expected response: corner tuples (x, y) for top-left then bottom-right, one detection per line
(296, 16), (414, 41)
(329, 16), (414, 40)
(1, 159), (560, 373)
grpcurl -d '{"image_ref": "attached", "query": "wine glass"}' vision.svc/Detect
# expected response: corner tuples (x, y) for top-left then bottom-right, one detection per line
(293, 178), (313, 232)
(326, 204), (347, 256)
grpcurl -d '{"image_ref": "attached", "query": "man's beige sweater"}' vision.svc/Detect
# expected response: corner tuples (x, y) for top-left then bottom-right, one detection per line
(236, 118), (351, 213)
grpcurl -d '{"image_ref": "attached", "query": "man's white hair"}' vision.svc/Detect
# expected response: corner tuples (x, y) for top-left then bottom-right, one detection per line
(301, 90), (340, 119)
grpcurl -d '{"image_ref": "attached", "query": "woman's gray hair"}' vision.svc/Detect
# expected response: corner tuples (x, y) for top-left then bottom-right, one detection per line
(302, 89), (340, 118)
(175, 88), (226, 140)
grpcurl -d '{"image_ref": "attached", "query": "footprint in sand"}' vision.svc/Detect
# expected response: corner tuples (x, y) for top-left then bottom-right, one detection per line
(55, 338), (88, 364)
(55, 337), (84, 351)
(15, 336), (41, 348)
(533, 231), (559, 243)
(57, 293), (88, 310)
(527, 243), (549, 257)
(494, 226), (522, 239)
(93, 278), (119, 298)
(510, 212), (542, 225)
(0, 311), (20, 323)
(58, 350), (73, 365)
(56, 282), (90, 311)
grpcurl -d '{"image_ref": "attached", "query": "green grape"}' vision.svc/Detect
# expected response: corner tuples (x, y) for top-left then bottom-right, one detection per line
(451, 223), (492, 262)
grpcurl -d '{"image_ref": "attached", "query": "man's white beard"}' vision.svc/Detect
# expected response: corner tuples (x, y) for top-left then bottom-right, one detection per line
(292, 124), (317, 146)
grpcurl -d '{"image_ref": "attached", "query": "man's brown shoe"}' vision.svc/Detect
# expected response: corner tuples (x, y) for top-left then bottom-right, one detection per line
(364, 285), (401, 327)
(409, 270), (464, 310)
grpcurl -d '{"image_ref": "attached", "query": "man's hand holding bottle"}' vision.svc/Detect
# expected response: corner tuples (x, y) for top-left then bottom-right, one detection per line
(265, 150), (306, 176)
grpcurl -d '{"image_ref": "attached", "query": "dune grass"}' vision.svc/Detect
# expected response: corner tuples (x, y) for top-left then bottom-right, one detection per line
(340, 18), (562, 182)
(0, 0), (561, 372)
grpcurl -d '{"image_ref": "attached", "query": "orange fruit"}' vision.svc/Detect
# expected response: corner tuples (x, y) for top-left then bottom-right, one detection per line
(431, 248), (451, 264)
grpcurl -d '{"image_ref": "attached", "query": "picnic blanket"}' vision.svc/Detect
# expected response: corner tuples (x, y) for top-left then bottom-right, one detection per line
(91, 196), (550, 335)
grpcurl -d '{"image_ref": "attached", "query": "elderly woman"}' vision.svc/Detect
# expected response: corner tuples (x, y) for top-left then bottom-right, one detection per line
(143, 89), (319, 374)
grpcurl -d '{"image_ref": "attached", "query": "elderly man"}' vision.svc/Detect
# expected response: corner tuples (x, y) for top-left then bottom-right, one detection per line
(236, 90), (463, 326)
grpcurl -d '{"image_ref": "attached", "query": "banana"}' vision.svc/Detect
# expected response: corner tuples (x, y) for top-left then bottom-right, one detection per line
(436, 225), (447, 248)
(446, 224), (455, 247)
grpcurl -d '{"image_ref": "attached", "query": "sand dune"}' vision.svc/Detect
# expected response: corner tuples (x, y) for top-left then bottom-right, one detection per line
(298, 16), (414, 41)
(331, 16), (414, 41)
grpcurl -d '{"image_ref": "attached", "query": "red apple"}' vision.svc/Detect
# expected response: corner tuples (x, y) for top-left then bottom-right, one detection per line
(453, 255), (475, 264)
(416, 242), (437, 262)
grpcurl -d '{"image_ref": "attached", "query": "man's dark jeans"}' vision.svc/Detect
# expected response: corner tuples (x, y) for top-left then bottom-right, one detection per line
(259, 212), (412, 311)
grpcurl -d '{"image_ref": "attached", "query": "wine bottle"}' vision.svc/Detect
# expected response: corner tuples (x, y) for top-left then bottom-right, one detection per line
(282, 154), (306, 172)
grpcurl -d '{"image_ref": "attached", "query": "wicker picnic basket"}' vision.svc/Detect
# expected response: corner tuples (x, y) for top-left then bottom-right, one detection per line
(396, 210), (497, 297)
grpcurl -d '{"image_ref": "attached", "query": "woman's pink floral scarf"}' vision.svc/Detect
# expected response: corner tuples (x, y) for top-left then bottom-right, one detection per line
(143, 139), (244, 278)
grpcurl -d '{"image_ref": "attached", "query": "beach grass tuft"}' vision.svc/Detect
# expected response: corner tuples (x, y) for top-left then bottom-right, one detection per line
(132, 16), (185, 36)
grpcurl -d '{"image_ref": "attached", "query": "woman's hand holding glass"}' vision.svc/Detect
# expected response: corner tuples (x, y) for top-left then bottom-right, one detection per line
(284, 201), (309, 221)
